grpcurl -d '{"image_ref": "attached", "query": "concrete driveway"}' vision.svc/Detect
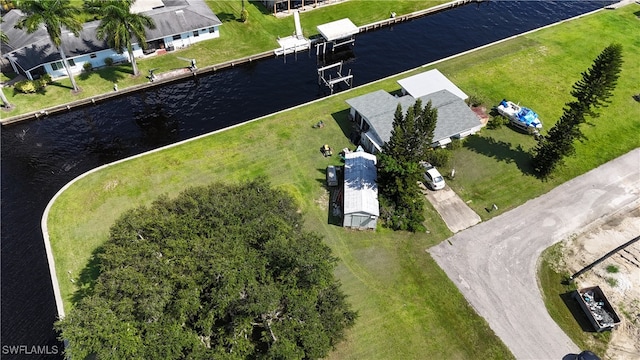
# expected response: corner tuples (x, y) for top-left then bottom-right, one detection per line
(429, 149), (640, 360)
(420, 183), (481, 233)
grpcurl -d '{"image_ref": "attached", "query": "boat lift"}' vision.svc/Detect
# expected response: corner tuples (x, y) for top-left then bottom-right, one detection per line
(317, 61), (352, 94)
(316, 18), (358, 55)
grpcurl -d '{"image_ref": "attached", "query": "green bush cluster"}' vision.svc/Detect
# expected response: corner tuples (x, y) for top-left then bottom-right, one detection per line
(487, 115), (510, 129)
(14, 80), (37, 93)
(240, 8), (249, 22)
(103, 57), (114, 66)
(14, 74), (52, 94)
(424, 148), (451, 168)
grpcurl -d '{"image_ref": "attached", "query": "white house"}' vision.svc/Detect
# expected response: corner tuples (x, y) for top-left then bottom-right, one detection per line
(343, 151), (379, 230)
(345, 70), (484, 153)
(1, 0), (222, 80)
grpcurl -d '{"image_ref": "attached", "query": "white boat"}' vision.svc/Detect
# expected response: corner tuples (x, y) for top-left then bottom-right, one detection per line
(496, 99), (542, 132)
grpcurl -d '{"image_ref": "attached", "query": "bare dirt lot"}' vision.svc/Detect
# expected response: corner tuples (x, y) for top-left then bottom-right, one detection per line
(560, 207), (640, 359)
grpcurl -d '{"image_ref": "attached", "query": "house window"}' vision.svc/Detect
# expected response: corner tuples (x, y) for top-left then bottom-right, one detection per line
(193, 30), (199, 37)
(90, 53), (97, 58)
(51, 59), (75, 70)
(172, 34), (181, 40)
(208, 27), (216, 33)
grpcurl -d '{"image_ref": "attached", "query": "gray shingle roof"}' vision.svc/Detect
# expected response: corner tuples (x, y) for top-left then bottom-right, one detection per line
(1, 0), (221, 72)
(346, 89), (481, 146)
(142, 0), (221, 41)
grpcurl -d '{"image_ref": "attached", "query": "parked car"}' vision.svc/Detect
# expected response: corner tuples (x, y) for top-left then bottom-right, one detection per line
(421, 162), (445, 190)
(575, 350), (601, 360)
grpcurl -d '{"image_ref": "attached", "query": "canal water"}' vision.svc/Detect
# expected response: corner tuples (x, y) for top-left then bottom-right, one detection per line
(1, 1), (610, 357)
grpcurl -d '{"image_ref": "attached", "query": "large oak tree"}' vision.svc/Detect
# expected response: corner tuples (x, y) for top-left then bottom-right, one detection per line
(56, 179), (356, 359)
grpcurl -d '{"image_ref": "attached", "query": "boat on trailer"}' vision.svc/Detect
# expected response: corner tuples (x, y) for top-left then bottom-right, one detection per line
(496, 99), (542, 134)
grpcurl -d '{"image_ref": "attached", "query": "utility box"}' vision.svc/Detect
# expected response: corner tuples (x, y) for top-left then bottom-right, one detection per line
(574, 286), (621, 332)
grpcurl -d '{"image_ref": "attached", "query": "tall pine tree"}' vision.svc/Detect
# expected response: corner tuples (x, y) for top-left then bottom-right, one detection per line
(378, 100), (438, 231)
(532, 44), (623, 178)
(571, 43), (623, 117)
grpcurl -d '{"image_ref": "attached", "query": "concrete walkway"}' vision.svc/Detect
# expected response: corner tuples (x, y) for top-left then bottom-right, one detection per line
(429, 149), (640, 360)
(420, 183), (481, 233)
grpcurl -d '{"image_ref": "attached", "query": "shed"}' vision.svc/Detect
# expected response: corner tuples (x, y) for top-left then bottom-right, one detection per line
(343, 152), (379, 229)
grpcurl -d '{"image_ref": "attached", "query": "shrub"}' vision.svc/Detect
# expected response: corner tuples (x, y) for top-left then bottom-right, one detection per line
(465, 94), (484, 107)
(41, 74), (52, 84)
(240, 8), (249, 23)
(606, 265), (619, 273)
(34, 78), (47, 89)
(104, 57), (114, 66)
(14, 80), (37, 94)
(424, 148), (451, 168)
(83, 62), (93, 72)
(487, 115), (510, 129)
(448, 138), (464, 150)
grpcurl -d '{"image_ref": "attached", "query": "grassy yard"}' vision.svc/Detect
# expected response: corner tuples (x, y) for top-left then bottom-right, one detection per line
(47, 5), (640, 359)
(1, 0), (450, 118)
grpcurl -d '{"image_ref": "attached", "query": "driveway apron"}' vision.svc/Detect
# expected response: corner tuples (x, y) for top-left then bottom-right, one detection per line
(421, 183), (481, 233)
(429, 149), (640, 360)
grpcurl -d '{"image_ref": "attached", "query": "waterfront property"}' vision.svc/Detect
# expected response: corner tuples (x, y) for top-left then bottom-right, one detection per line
(342, 151), (379, 229)
(345, 69), (484, 152)
(0, 0), (221, 81)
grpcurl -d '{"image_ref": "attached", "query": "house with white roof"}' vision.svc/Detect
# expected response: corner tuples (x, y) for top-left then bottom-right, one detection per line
(342, 151), (379, 230)
(345, 69), (483, 152)
(1, 0), (222, 80)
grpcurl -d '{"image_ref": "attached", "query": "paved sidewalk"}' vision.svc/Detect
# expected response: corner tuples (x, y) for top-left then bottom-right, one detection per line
(429, 149), (640, 360)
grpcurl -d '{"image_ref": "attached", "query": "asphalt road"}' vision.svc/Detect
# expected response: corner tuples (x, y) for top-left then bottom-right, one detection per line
(429, 149), (640, 360)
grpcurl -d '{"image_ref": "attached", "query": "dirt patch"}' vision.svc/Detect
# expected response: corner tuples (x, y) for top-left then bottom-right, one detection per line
(471, 106), (490, 126)
(315, 188), (329, 211)
(561, 207), (640, 359)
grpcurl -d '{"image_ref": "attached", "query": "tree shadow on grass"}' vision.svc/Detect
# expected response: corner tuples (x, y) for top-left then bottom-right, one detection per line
(78, 64), (131, 83)
(463, 134), (536, 176)
(71, 245), (105, 305)
(560, 291), (597, 332)
(216, 12), (237, 22)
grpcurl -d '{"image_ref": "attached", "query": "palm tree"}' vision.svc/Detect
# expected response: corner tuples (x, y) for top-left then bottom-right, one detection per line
(96, 0), (155, 77)
(16, 0), (82, 92)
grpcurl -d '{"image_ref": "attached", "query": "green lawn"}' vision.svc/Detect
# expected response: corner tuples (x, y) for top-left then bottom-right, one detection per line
(47, 5), (640, 359)
(1, 0), (451, 118)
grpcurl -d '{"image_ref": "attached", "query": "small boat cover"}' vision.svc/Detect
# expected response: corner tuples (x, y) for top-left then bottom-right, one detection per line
(516, 107), (539, 127)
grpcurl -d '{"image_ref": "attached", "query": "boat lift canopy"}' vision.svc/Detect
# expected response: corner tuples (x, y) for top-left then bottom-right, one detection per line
(317, 18), (358, 42)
